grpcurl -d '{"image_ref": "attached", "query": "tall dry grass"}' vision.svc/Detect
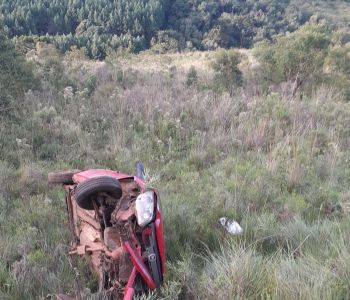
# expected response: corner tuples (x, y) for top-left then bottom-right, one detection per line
(0, 48), (349, 299)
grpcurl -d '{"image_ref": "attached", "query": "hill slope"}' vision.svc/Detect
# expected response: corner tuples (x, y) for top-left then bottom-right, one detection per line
(1, 24), (350, 298)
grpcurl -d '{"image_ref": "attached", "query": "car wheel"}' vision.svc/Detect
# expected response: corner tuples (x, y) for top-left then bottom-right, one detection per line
(75, 176), (122, 210)
(48, 170), (81, 184)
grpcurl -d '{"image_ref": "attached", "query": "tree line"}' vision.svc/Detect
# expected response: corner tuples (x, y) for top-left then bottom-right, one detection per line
(0, 0), (349, 58)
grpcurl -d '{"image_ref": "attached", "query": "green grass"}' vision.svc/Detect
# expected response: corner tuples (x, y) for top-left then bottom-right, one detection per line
(0, 42), (350, 299)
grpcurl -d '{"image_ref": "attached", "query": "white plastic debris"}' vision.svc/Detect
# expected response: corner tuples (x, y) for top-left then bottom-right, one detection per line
(219, 217), (243, 235)
(63, 86), (74, 99)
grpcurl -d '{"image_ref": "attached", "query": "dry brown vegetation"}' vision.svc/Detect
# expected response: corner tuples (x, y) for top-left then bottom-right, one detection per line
(1, 24), (350, 299)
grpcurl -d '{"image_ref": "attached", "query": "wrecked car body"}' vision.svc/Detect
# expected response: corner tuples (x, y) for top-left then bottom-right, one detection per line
(48, 166), (165, 299)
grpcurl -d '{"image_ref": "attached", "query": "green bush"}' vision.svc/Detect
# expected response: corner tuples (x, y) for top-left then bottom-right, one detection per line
(211, 49), (243, 94)
(0, 32), (38, 113)
(186, 66), (198, 87)
(254, 24), (331, 95)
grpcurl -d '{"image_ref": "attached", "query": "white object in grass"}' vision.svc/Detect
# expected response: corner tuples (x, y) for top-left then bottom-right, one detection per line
(219, 217), (243, 234)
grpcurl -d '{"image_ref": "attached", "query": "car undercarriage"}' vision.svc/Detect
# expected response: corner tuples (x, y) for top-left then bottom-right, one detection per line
(48, 166), (165, 300)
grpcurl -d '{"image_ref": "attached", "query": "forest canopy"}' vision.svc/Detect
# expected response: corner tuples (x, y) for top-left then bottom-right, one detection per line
(0, 0), (349, 58)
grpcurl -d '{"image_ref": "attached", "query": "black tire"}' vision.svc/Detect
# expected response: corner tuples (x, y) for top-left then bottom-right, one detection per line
(48, 170), (81, 184)
(136, 162), (145, 180)
(75, 176), (122, 210)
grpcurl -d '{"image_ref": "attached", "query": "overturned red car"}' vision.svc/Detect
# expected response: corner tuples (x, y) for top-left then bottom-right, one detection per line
(48, 164), (165, 299)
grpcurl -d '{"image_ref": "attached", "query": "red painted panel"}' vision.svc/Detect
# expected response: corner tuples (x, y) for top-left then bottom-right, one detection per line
(73, 169), (134, 183)
(122, 241), (156, 289)
(155, 202), (166, 273)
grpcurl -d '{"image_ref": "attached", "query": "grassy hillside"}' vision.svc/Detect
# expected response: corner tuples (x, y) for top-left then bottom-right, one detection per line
(0, 24), (350, 299)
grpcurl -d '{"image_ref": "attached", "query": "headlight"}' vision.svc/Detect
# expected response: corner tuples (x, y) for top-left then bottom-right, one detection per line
(135, 191), (155, 227)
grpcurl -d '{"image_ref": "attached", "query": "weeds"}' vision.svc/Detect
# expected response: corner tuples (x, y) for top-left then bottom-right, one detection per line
(0, 40), (350, 298)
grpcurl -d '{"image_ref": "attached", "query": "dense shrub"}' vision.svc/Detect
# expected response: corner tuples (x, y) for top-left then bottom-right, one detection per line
(211, 49), (242, 94)
(254, 24), (331, 94)
(0, 32), (38, 112)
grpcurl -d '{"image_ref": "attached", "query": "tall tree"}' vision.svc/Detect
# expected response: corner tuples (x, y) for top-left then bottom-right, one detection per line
(0, 31), (38, 112)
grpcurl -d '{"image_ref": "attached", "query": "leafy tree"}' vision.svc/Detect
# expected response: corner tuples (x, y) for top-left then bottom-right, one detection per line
(203, 13), (254, 49)
(150, 30), (181, 53)
(326, 44), (350, 76)
(324, 44), (350, 100)
(0, 31), (37, 112)
(186, 66), (198, 87)
(254, 24), (331, 95)
(211, 49), (242, 94)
